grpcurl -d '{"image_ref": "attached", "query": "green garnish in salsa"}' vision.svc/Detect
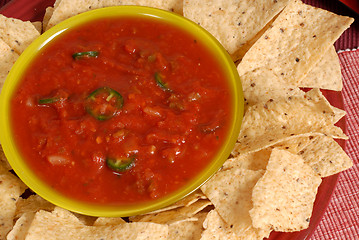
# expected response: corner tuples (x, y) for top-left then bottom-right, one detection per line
(72, 50), (99, 59)
(154, 72), (171, 92)
(106, 156), (135, 172)
(38, 97), (60, 104)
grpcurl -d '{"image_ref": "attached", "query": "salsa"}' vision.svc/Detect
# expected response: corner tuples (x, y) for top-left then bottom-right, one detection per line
(11, 17), (232, 204)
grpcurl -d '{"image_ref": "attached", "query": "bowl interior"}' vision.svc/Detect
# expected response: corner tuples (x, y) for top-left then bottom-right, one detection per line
(0, 6), (243, 217)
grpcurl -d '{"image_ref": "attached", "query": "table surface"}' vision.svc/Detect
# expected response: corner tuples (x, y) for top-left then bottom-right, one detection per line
(0, 0), (358, 239)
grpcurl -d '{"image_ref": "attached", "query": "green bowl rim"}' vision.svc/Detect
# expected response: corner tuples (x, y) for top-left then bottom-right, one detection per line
(0, 6), (243, 217)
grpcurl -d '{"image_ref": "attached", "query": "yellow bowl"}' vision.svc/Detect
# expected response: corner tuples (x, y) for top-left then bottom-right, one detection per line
(0, 6), (243, 217)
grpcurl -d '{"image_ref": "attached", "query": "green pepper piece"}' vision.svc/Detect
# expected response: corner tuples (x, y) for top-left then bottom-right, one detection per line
(154, 72), (171, 92)
(106, 156), (135, 172)
(85, 87), (123, 121)
(38, 97), (60, 104)
(72, 51), (99, 59)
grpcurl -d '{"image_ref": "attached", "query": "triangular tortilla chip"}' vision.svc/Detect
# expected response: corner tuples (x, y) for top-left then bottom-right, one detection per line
(201, 209), (270, 240)
(201, 210), (237, 240)
(0, 145), (12, 172)
(0, 39), (19, 91)
(250, 148), (322, 232)
(223, 149), (272, 171)
(233, 89), (347, 155)
(298, 135), (353, 177)
(168, 212), (207, 240)
(225, 134), (317, 169)
(183, 0), (290, 61)
(239, 66), (304, 108)
(200, 168), (268, 237)
(239, 47), (345, 109)
(42, 7), (54, 31)
(0, 173), (27, 239)
(93, 217), (126, 226)
(45, 0), (183, 31)
(6, 212), (36, 240)
(299, 46), (342, 91)
(31, 21), (42, 33)
(0, 14), (40, 54)
(129, 200), (212, 224)
(26, 207), (169, 239)
(332, 106), (346, 124)
(145, 189), (207, 215)
(238, 0), (353, 86)
(15, 194), (55, 219)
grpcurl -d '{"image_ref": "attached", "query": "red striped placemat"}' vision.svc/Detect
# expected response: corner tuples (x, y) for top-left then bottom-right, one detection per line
(310, 49), (359, 240)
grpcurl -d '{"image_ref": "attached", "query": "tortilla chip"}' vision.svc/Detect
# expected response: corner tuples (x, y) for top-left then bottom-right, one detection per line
(26, 207), (169, 239)
(45, 0), (183, 31)
(164, 0), (183, 14)
(299, 135), (353, 177)
(53, 0), (63, 8)
(232, 89), (347, 155)
(15, 194), (55, 219)
(300, 46), (342, 90)
(73, 213), (98, 226)
(103, 0), (183, 13)
(147, 189), (207, 215)
(129, 199), (212, 224)
(24, 209), (85, 239)
(239, 67), (304, 108)
(201, 210), (237, 240)
(225, 135), (317, 170)
(0, 164), (6, 174)
(6, 212), (35, 240)
(238, 0), (353, 85)
(183, 0), (290, 61)
(31, 21), (42, 33)
(234, 15), (277, 62)
(0, 145), (12, 172)
(332, 106), (346, 124)
(200, 167), (269, 237)
(304, 87), (348, 128)
(0, 14), (40, 54)
(223, 149), (272, 171)
(44, 0), (100, 30)
(0, 39), (19, 91)
(93, 217), (126, 226)
(175, 189), (207, 207)
(201, 209), (270, 240)
(272, 135), (318, 154)
(42, 7), (54, 31)
(309, 89), (346, 124)
(250, 148), (322, 232)
(168, 212), (207, 240)
(0, 173), (26, 239)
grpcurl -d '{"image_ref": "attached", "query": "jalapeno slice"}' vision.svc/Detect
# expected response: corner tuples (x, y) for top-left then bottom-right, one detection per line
(154, 72), (171, 92)
(72, 51), (99, 59)
(38, 97), (60, 104)
(85, 87), (123, 121)
(106, 156), (135, 172)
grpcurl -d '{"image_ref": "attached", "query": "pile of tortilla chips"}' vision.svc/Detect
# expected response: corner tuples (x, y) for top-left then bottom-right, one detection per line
(0, 0), (354, 239)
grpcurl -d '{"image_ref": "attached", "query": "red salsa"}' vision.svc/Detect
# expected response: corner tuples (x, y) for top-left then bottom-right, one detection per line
(11, 17), (232, 204)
